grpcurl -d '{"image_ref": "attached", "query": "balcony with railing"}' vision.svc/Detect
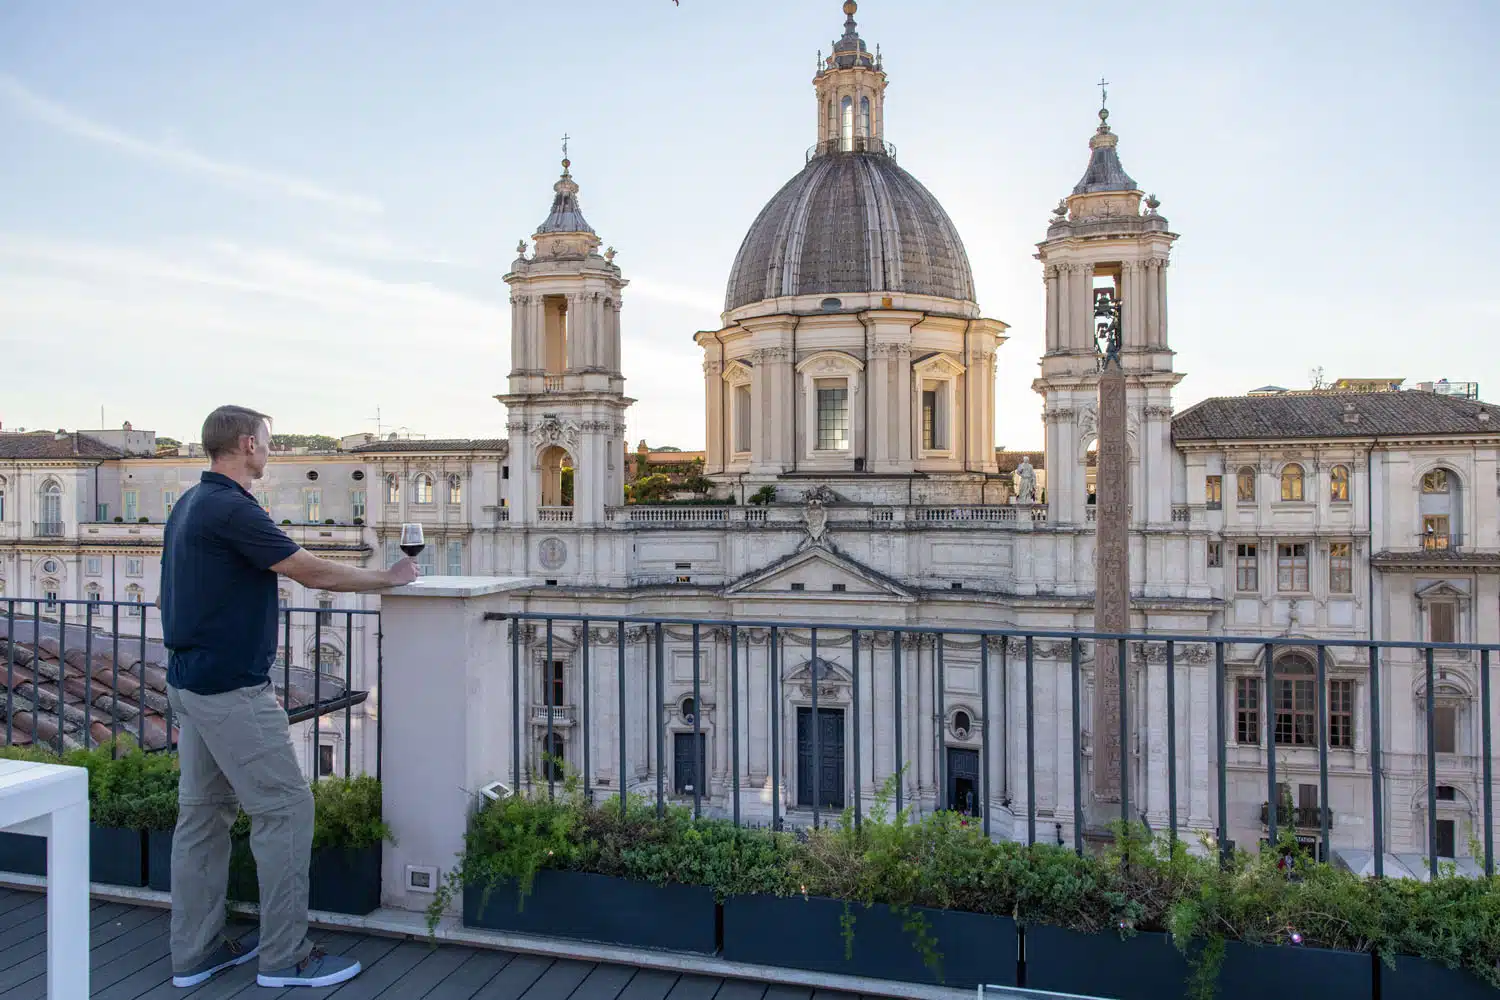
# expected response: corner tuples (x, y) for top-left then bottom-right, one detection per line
(537, 507), (575, 524)
(543, 375), (565, 393)
(531, 705), (577, 727)
(805, 135), (898, 162)
(606, 503), (1052, 528)
(1261, 802), (1335, 830)
(31, 522), (66, 538)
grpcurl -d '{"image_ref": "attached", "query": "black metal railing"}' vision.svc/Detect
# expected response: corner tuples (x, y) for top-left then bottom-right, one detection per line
(805, 135), (898, 162)
(1, 597), (382, 781)
(485, 611), (1498, 882)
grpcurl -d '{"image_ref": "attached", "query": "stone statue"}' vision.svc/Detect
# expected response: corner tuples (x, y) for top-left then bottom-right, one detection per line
(1015, 457), (1036, 503)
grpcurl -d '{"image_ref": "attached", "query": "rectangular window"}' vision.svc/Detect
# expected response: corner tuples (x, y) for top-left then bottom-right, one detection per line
(163, 490), (176, 517)
(44, 590), (58, 611)
(1277, 542), (1309, 592)
(384, 539), (400, 566)
(1236, 543), (1259, 592)
(123, 490), (139, 522)
(734, 384), (752, 454)
(1436, 819), (1456, 859)
(126, 591), (142, 617)
(0, 487), (5, 521)
(351, 489), (366, 521)
(1429, 602), (1456, 644)
(922, 389), (935, 449)
(305, 489), (322, 523)
(1235, 677), (1260, 745)
(1434, 705), (1457, 754)
(1207, 542), (1223, 568)
(255, 491), (271, 513)
(1206, 475), (1222, 509)
(1423, 515), (1450, 550)
(1437, 785), (1456, 801)
(415, 544), (435, 576)
(1329, 679), (1354, 748)
(544, 660), (565, 707)
(815, 380), (850, 451)
(446, 539), (463, 576)
(85, 557), (102, 576)
(124, 557), (144, 577)
(94, 502), (107, 522)
(317, 598), (334, 626)
(1328, 543), (1352, 593)
(318, 743), (335, 778)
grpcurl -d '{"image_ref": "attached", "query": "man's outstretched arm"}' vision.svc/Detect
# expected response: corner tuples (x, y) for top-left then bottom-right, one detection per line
(272, 549), (419, 593)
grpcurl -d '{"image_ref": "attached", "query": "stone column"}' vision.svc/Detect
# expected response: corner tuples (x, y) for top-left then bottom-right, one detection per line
(1044, 266), (1060, 352)
(379, 576), (535, 914)
(1093, 359), (1130, 820)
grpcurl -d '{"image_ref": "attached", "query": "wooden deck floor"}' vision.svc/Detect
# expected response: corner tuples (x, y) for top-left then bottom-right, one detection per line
(0, 888), (877, 1000)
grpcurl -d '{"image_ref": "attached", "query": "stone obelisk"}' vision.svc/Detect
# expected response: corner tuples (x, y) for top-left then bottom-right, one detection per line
(1092, 289), (1129, 820)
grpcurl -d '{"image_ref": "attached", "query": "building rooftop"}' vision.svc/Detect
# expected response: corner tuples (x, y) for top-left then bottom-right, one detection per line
(347, 438), (509, 455)
(0, 431), (124, 460)
(1173, 390), (1500, 441)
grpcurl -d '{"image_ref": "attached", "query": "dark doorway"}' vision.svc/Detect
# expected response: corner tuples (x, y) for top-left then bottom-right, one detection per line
(797, 707), (845, 809)
(947, 747), (980, 817)
(674, 732), (706, 796)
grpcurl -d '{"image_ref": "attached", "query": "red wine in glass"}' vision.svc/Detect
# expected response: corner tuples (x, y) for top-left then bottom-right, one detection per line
(399, 523), (425, 559)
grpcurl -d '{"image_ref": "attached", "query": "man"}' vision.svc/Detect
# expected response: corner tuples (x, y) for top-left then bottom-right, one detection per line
(161, 406), (418, 989)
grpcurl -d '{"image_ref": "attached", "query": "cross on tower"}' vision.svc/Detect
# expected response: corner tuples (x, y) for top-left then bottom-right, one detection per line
(1097, 77), (1109, 110)
(561, 133), (570, 159)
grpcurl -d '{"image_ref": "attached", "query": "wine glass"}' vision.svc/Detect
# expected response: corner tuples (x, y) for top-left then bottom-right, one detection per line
(399, 523), (425, 560)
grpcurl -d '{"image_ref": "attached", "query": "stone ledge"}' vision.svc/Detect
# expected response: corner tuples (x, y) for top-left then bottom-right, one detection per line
(386, 576), (537, 598)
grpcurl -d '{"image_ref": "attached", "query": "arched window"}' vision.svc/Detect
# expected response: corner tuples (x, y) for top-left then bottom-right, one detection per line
(1280, 463), (1304, 502)
(447, 474), (462, 506)
(0, 474), (7, 522)
(858, 96), (870, 138)
(124, 584), (144, 617)
(1330, 465), (1350, 503)
(39, 480), (62, 531)
(413, 474), (434, 505)
(826, 100), (836, 143)
(1272, 654), (1316, 746)
(384, 474), (399, 505)
(1419, 467), (1460, 549)
(1236, 466), (1256, 503)
(840, 96), (854, 150)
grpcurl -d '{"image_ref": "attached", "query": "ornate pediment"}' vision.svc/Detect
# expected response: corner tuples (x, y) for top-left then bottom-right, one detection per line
(912, 352), (966, 378)
(722, 359), (754, 387)
(796, 350), (864, 377)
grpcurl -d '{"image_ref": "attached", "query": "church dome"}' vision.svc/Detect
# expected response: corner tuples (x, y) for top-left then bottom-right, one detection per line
(724, 151), (976, 314)
(723, 2), (974, 315)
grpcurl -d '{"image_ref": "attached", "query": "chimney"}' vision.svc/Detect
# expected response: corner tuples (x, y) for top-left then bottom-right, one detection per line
(1341, 402), (1360, 425)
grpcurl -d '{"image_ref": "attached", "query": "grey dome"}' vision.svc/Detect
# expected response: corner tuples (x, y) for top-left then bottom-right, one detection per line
(725, 151), (976, 313)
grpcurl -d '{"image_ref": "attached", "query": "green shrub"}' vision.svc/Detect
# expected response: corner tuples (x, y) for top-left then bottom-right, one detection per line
(748, 485), (777, 505)
(312, 774), (392, 850)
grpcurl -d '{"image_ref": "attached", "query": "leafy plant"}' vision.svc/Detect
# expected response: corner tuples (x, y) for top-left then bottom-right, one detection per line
(311, 774), (392, 850)
(748, 485), (777, 505)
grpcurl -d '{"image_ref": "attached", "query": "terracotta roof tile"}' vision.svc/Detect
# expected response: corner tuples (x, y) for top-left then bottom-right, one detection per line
(1173, 391), (1500, 442)
(0, 431), (124, 460)
(347, 438), (508, 455)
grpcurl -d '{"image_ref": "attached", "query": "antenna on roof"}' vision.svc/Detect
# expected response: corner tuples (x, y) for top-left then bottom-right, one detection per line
(367, 406), (383, 439)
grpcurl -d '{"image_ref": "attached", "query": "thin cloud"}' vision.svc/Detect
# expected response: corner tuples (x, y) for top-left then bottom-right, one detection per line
(0, 75), (382, 215)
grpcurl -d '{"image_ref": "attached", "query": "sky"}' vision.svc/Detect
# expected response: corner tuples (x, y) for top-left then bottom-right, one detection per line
(1, 1), (1496, 451)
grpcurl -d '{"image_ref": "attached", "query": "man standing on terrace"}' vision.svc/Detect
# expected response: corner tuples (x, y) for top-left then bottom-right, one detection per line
(160, 405), (418, 989)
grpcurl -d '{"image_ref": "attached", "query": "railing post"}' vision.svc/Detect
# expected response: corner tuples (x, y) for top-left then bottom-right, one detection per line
(1215, 641), (1228, 866)
(1264, 642), (1277, 849)
(1370, 645), (1384, 877)
(1426, 644), (1438, 878)
(1482, 648), (1493, 876)
(1025, 634), (1036, 845)
(376, 576), (535, 915)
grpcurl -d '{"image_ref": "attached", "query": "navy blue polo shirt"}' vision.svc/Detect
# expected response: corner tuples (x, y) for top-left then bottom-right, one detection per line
(162, 471), (302, 695)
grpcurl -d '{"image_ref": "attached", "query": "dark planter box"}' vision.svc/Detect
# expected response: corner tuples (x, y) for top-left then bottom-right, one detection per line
(90, 825), (146, 887)
(147, 829), (173, 892)
(1215, 941), (1372, 1000)
(0, 826), (144, 886)
(310, 845), (381, 915)
(1380, 954), (1497, 1000)
(146, 830), (382, 915)
(462, 869), (717, 955)
(1023, 925), (1192, 1000)
(722, 894), (1019, 990)
(0, 831), (46, 877)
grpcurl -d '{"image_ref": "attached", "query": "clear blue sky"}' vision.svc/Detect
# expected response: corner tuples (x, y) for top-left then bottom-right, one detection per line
(1, 1), (1496, 450)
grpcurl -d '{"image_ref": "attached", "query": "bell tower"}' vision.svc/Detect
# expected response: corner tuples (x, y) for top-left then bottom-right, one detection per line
(1032, 95), (1181, 526)
(498, 147), (632, 527)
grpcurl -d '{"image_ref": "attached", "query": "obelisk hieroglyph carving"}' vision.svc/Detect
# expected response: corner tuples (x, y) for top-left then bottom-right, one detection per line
(1092, 287), (1129, 813)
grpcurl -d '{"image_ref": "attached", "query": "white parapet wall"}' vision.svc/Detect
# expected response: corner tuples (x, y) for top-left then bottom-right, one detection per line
(378, 576), (536, 913)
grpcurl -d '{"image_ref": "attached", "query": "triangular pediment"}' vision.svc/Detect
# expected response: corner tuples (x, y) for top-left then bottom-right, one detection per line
(1415, 581), (1467, 602)
(724, 546), (915, 601)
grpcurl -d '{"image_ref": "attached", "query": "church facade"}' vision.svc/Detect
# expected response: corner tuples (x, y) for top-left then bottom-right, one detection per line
(488, 2), (1500, 863)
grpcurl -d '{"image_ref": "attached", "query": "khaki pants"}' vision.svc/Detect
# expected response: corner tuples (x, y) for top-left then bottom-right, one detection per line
(167, 682), (316, 974)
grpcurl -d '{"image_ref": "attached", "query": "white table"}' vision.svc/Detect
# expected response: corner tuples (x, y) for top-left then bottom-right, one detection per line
(0, 759), (89, 999)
